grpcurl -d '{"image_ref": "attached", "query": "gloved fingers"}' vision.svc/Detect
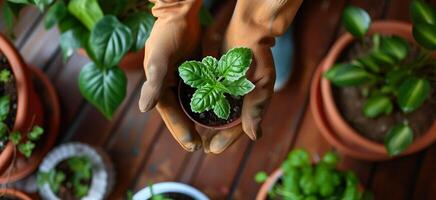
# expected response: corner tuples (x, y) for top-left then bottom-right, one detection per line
(195, 125), (215, 153)
(209, 125), (244, 154)
(156, 89), (202, 152)
(241, 47), (275, 141)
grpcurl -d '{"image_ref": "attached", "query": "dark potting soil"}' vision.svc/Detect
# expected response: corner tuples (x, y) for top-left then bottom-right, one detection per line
(55, 160), (92, 200)
(150, 192), (195, 200)
(0, 54), (18, 152)
(179, 82), (242, 126)
(332, 36), (436, 143)
(0, 196), (19, 200)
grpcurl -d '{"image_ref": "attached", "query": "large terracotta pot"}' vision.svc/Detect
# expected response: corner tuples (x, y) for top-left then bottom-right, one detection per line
(0, 188), (33, 200)
(78, 49), (144, 70)
(0, 33), (44, 174)
(316, 21), (436, 159)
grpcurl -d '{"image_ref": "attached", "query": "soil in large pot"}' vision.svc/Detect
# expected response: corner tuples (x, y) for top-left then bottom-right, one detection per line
(0, 54), (18, 152)
(332, 36), (436, 143)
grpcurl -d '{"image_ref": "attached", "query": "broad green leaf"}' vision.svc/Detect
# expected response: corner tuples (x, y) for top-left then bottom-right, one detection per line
(213, 95), (230, 119)
(67, 0), (103, 30)
(89, 16), (133, 68)
(357, 54), (381, 73)
(190, 84), (220, 113)
(222, 77), (255, 96)
(217, 47), (252, 81)
(0, 95), (10, 121)
(44, 0), (67, 29)
(385, 123), (413, 156)
(33, 0), (53, 10)
(379, 36), (410, 62)
(202, 56), (218, 73)
(79, 62), (127, 119)
(124, 11), (155, 51)
(363, 95), (393, 118)
(1, 2), (23, 37)
(413, 22), (436, 50)
(411, 0), (436, 25)
(98, 0), (127, 15)
(179, 61), (214, 88)
(342, 6), (371, 38)
(397, 77), (430, 113)
(323, 63), (346, 80)
(7, 0), (31, 3)
(324, 63), (374, 86)
(386, 68), (409, 86)
(60, 27), (89, 61)
(28, 126), (44, 141)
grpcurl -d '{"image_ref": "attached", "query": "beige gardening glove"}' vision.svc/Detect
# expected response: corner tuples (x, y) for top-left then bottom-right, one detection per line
(139, 0), (302, 153)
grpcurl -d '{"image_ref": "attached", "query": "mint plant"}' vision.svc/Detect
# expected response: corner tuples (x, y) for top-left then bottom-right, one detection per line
(179, 47), (255, 120)
(324, 1), (436, 156)
(255, 149), (372, 200)
(37, 156), (93, 199)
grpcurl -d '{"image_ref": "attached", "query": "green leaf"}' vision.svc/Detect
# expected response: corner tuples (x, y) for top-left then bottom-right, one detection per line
(222, 78), (255, 96)
(379, 36), (410, 62)
(33, 0), (53, 10)
(7, 0), (31, 3)
(44, 0), (67, 29)
(79, 62), (127, 119)
(28, 126), (44, 141)
(363, 95), (393, 118)
(411, 0), (436, 25)
(287, 149), (311, 167)
(0, 123), (7, 138)
(386, 68), (409, 86)
(413, 22), (436, 50)
(213, 95), (230, 119)
(357, 54), (382, 73)
(18, 141), (35, 158)
(124, 11), (155, 51)
(321, 151), (340, 168)
(190, 84), (221, 113)
(202, 56), (218, 73)
(342, 6), (371, 38)
(254, 171), (268, 183)
(2, 2), (15, 37)
(9, 131), (21, 145)
(0, 69), (11, 83)
(385, 123), (413, 156)
(89, 15), (133, 68)
(60, 27), (89, 61)
(0, 95), (10, 121)
(324, 63), (374, 86)
(67, 0), (103, 30)
(179, 61), (214, 88)
(397, 77), (430, 113)
(217, 47), (252, 81)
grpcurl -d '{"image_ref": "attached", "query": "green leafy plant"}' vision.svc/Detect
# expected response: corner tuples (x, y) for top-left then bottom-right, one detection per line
(255, 149), (372, 200)
(178, 47), (255, 120)
(37, 156), (92, 198)
(325, 2), (436, 156)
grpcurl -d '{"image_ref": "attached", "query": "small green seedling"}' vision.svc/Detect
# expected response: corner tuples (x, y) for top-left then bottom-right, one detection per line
(325, 1), (436, 156)
(179, 47), (255, 120)
(255, 149), (372, 200)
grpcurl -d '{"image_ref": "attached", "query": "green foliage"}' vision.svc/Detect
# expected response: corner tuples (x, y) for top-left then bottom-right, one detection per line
(0, 95), (11, 121)
(0, 69), (12, 83)
(124, 12), (155, 51)
(67, 0), (103, 30)
(179, 48), (255, 120)
(255, 171), (268, 183)
(18, 141), (35, 157)
(325, 3), (436, 156)
(257, 150), (370, 200)
(37, 170), (66, 194)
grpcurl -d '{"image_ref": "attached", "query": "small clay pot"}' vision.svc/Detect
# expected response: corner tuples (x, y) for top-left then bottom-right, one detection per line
(77, 48), (144, 70)
(317, 21), (436, 158)
(178, 81), (242, 130)
(0, 188), (33, 200)
(0, 33), (45, 175)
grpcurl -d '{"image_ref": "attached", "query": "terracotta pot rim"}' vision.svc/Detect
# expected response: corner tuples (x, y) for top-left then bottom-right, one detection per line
(178, 81), (242, 130)
(0, 188), (32, 200)
(256, 168), (282, 200)
(319, 21), (436, 157)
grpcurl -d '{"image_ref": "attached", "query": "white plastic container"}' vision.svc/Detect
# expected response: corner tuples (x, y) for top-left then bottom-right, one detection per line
(133, 182), (209, 200)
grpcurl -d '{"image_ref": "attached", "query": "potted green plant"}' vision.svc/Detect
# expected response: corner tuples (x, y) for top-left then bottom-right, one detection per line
(255, 149), (371, 200)
(178, 47), (255, 129)
(132, 182), (209, 200)
(311, 1), (436, 160)
(37, 142), (114, 200)
(0, 188), (33, 200)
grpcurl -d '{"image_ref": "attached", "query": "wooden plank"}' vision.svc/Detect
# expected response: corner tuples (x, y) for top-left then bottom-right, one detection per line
(231, 1), (347, 199)
(412, 145), (436, 199)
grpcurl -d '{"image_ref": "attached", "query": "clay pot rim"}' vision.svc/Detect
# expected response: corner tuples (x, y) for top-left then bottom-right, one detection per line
(319, 21), (436, 156)
(178, 80), (242, 130)
(0, 188), (32, 200)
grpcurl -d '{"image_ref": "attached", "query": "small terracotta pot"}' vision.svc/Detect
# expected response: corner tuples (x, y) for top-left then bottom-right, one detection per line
(256, 169), (282, 200)
(0, 33), (45, 175)
(78, 48), (144, 70)
(0, 188), (33, 200)
(318, 21), (436, 158)
(178, 81), (242, 130)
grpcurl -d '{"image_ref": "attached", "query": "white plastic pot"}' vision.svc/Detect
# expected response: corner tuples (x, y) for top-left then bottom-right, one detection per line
(37, 142), (115, 200)
(133, 182), (209, 200)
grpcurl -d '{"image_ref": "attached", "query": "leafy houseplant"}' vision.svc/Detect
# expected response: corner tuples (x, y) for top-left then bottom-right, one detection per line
(323, 1), (436, 156)
(255, 149), (371, 200)
(178, 47), (255, 128)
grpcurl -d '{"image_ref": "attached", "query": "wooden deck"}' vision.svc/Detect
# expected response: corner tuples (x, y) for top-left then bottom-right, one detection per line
(2, 0), (436, 199)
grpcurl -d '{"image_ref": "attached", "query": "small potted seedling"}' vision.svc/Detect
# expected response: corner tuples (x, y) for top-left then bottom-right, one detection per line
(37, 143), (114, 200)
(312, 1), (436, 159)
(132, 182), (209, 200)
(255, 149), (371, 200)
(178, 47), (255, 129)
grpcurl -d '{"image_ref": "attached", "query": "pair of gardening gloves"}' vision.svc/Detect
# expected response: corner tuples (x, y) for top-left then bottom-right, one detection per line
(139, 0), (302, 154)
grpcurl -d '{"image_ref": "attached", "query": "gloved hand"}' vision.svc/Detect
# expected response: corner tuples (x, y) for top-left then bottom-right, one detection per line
(139, 0), (302, 154)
